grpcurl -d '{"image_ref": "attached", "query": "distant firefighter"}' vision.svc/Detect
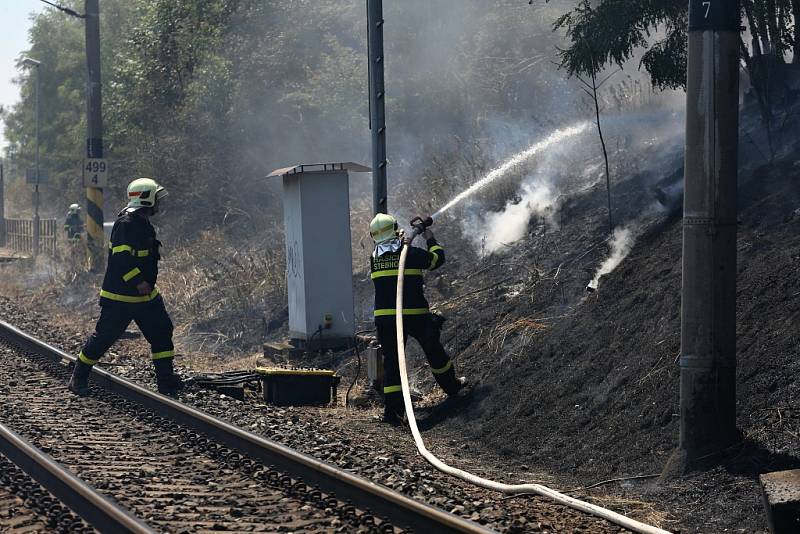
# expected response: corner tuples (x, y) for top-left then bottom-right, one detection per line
(69, 178), (182, 396)
(369, 213), (467, 425)
(63, 203), (84, 242)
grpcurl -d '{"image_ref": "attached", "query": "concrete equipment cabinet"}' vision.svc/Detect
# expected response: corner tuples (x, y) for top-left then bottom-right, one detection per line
(268, 162), (370, 351)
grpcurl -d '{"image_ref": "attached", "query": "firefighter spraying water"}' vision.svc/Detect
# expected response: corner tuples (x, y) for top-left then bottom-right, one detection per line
(372, 211), (671, 534)
(368, 213), (467, 425)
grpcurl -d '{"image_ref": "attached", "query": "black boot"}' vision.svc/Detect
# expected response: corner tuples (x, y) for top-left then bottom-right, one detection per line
(381, 396), (405, 426)
(153, 358), (183, 395)
(449, 376), (469, 397)
(436, 367), (468, 397)
(68, 360), (92, 396)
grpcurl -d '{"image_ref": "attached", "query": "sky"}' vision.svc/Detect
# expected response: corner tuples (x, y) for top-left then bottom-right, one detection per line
(0, 1), (45, 150)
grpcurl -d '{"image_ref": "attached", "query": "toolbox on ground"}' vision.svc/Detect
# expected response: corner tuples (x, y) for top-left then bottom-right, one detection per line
(255, 367), (340, 406)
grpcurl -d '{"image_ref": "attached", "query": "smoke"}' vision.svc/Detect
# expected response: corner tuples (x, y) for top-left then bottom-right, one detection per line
(471, 179), (557, 255)
(455, 101), (684, 258)
(433, 123), (590, 218)
(587, 226), (637, 290)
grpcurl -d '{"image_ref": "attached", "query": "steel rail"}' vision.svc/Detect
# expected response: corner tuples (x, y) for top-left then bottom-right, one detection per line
(0, 420), (155, 534)
(0, 319), (493, 534)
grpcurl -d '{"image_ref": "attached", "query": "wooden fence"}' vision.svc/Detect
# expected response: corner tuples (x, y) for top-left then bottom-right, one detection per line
(3, 218), (58, 257)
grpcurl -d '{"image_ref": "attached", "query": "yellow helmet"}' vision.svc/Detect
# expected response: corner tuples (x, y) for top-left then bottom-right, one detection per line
(126, 178), (167, 209)
(369, 213), (398, 243)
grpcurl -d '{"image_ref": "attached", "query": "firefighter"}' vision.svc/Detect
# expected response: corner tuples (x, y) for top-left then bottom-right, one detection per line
(64, 203), (84, 242)
(369, 213), (467, 425)
(68, 178), (182, 396)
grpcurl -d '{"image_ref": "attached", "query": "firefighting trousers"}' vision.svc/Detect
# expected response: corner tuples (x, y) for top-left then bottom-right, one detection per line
(375, 314), (459, 414)
(79, 296), (174, 365)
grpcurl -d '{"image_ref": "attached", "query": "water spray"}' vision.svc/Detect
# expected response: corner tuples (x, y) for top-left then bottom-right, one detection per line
(431, 122), (590, 220)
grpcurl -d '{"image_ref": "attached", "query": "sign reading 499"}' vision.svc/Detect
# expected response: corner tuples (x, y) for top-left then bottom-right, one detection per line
(82, 158), (108, 188)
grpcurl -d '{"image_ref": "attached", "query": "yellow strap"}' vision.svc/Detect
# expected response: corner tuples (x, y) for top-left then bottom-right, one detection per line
(78, 352), (99, 366)
(384, 385), (402, 394)
(110, 244), (134, 254)
(428, 245), (444, 269)
(110, 244), (149, 257)
(122, 267), (141, 282)
(371, 269), (423, 279)
(374, 307), (429, 317)
(99, 288), (159, 303)
(431, 360), (453, 375)
(151, 350), (174, 360)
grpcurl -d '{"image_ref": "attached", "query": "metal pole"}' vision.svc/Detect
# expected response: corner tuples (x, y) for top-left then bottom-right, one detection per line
(33, 65), (40, 258)
(84, 0), (104, 270)
(367, 0), (387, 215)
(671, 0), (741, 473)
(0, 159), (5, 247)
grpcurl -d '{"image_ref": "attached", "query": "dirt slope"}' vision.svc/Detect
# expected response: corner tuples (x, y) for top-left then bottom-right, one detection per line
(414, 153), (800, 531)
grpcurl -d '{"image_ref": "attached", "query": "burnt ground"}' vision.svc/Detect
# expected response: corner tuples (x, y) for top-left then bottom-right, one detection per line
(1, 111), (799, 532)
(413, 151), (800, 532)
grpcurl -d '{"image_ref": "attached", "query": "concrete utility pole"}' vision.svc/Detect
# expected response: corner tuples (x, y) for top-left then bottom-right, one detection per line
(84, 0), (105, 269)
(367, 0), (388, 215)
(671, 0), (741, 473)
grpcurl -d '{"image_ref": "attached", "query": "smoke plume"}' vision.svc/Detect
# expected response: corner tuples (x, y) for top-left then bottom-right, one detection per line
(472, 179), (557, 256)
(587, 226), (636, 290)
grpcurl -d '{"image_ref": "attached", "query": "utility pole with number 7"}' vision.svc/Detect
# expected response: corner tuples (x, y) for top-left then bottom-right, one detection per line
(665, 0), (741, 475)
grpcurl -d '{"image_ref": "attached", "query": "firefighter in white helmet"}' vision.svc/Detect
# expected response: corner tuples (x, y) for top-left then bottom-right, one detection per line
(69, 178), (182, 396)
(369, 213), (467, 425)
(63, 203), (84, 242)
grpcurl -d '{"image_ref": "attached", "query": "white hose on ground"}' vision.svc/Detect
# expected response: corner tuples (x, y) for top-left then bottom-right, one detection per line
(394, 240), (672, 534)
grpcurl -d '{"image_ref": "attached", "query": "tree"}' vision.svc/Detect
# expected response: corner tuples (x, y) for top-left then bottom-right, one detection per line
(550, 0), (621, 234)
(546, 0), (800, 160)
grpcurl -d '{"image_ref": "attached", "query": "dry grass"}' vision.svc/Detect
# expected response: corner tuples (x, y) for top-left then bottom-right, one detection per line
(488, 317), (549, 354)
(157, 228), (287, 354)
(573, 490), (675, 530)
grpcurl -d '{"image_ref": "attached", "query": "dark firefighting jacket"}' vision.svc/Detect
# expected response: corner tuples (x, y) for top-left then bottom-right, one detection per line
(100, 212), (161, 304)
(64, 212), (83, 239)
(370, 238), (445, 317)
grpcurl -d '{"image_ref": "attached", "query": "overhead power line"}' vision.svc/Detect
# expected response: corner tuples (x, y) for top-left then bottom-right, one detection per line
(38, 0), (86, 19)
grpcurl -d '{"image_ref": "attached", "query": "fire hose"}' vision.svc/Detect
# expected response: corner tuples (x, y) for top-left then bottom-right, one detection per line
(394, 217), (672, 534)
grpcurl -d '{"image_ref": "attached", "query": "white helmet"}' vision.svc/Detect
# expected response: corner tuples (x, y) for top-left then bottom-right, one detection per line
(369, 213), (398, 243)
(126, 178), (167, 210)
(68, 203), (80, 213)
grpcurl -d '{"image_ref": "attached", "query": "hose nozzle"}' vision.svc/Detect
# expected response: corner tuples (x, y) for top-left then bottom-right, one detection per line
(409, 215), (433, 237)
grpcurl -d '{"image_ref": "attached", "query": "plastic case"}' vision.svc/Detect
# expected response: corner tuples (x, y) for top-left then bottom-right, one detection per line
(255, 367), (340, 406)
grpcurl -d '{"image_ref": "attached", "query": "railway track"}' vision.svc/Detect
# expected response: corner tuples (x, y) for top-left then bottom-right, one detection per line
(0, 450), (91, 533)
(0, 319), (491, 533)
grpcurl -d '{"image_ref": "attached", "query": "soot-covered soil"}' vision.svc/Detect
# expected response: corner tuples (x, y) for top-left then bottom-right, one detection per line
(415, 154), (800, 532)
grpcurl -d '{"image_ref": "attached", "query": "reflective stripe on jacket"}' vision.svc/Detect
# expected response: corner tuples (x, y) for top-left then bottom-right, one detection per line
(370, 238), (445, 316)
(100, 213), (161, 304)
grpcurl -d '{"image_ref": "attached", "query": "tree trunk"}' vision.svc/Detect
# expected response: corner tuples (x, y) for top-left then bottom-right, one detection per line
(743, 1), (764, 57)
(793, 0), (800, 63)
(590, 71), (613, 235)
(753, 1), (773, 53)
(765, 0), (781, 54)
(740, 39), (775, 161)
